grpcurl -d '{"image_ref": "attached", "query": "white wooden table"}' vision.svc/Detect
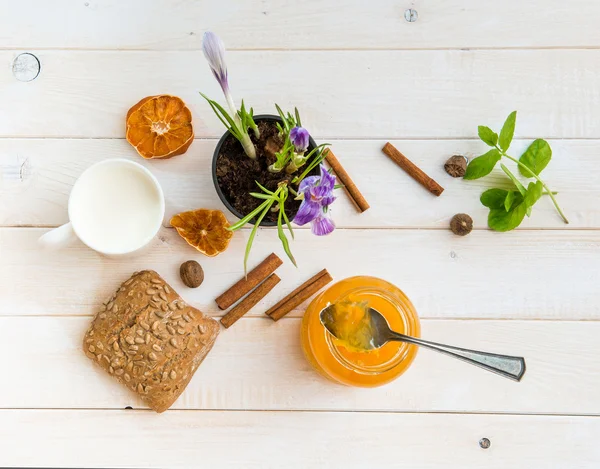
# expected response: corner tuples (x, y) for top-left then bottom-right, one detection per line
(2, 1), (600, 467)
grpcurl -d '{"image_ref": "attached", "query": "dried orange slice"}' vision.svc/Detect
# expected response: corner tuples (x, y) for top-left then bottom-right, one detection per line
(126, 95), (194, 159)
(170, 209), (233, 256)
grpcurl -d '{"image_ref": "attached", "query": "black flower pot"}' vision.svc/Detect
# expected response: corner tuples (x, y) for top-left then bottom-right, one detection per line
(212, 114), (319, 227)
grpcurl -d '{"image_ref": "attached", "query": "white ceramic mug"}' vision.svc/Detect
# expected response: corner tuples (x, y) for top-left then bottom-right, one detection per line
(39, 159), (165, 256)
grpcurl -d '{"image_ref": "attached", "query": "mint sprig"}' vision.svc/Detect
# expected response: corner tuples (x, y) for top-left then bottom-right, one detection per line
(465, 111), (568, 231)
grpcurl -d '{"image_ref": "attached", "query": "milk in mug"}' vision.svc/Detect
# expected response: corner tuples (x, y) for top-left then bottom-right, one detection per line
(39, 159), (165, 255)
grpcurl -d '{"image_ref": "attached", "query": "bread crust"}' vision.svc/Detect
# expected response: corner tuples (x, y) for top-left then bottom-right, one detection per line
(83, 270), (219, 412)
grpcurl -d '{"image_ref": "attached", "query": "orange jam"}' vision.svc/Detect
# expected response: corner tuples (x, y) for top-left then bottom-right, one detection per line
(321, 300), (376, 352)
(301, 276), (420, 387)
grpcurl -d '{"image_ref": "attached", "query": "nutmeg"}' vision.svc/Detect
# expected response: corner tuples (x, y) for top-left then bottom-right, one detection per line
(444, 155), (468, 178)
(180, 260), (204, 288)
(450, 213), (473, 236)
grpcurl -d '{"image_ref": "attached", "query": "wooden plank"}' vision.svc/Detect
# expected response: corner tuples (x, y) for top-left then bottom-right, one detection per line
(1, 317), (598, 414)
(0, 138), (590, 229)
(1, 410), (599, 468)
(2, 1), (600, 50)
(3, 50), (600, 139)
(2, 228), (599, 319)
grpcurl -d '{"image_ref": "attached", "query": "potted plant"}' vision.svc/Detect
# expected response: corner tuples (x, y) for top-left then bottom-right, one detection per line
(200, 32), (338, 271)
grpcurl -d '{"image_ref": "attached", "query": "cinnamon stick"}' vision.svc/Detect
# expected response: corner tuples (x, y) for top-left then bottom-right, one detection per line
(215, 253), (282, 310)
(325, 149), (370, 213)
(266, 269), (333, 321)
(381, 142), (444, 196)
(220, 274), (281, 328)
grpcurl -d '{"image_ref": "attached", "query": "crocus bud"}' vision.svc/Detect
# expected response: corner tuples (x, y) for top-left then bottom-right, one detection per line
(290, 126), (309, 153)
(202, 31), (229, 93)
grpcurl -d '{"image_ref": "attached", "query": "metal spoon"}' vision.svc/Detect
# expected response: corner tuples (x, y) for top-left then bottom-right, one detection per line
(320, 304), (526, 381)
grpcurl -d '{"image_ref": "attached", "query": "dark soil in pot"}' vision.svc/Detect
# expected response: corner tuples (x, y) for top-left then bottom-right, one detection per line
(213, 115), (319, 225)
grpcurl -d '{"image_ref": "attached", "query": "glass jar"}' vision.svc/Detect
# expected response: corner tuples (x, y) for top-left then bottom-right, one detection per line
(301, 276), (420, 387)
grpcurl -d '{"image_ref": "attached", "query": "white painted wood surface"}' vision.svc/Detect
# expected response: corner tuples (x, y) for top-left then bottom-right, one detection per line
(3, 411), (599, 469)
(1, 138), (596, 228)
(2, 0), (600, 50)
(3, 317), (599, 414)
(4, 228), (600, 319)
(1, 1), (599, 468)
(3, 50), (600, 139)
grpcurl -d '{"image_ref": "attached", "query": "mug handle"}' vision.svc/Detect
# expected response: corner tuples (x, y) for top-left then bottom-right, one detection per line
(38, 222), (79, 249)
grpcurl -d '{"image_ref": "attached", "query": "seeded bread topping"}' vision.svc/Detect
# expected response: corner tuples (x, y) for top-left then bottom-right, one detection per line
(82, 270), (219, 413)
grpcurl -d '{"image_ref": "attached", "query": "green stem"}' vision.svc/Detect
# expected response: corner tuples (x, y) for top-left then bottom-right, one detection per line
(268, 163), (284, 173)
(501, 152), (569, 224)
(240, 133), (257, 159)
(285, 160), (299, 174)
(224, 93), (239, 127)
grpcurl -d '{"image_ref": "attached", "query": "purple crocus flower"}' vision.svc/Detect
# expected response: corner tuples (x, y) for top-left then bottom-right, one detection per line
(293, 165), (337, 236)
(290, 126), (310, 153)
(202, 31), (229, 94)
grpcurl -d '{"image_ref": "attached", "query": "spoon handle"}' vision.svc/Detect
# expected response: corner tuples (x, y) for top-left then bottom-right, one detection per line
(388, 332), (526, 381)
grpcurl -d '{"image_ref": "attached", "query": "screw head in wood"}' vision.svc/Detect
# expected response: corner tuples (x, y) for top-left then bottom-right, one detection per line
(479, 438), (491, 449)
(12, 53), (40, 82)
(404, 8), (418, 22)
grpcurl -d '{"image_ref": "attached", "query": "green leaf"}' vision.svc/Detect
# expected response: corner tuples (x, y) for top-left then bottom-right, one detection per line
(294, 144), (331, 183)
(488, 203), (527, 232)
(201, 98), (237, 137)
(522, 180), (542, 218)
(500, 163), (526, 196)
(501, 168), (534, 217)
(524, 181), (543, 207)
(200, 93), (241, 139)
(463, 149), (501, 180)
(247, 114), (259, 138)
(275, 104), (286, 122)
(228, 199), (271, 231)
(486, 180), (542, 232)
(504, 191), (516, 211)
(498, 111), (517, 151)
(518, 139), (552, 177)
(481, 188), (509, 209)
(482, 187), (523, 212)
(244, 199), (275, 273)
(478, 126), (498, 147)
(513, 192), (524, 208)
(280, 200), (295, 240)
(277, 209), (297, 267)
(249, 192), (273, 200)
(255, 181), (274, 195)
